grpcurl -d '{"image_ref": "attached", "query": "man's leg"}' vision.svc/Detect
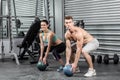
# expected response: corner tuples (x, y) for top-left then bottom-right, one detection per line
(82, 50), (96, 77)
(82, 39), (99, 77)
(82, 50), (93, 69)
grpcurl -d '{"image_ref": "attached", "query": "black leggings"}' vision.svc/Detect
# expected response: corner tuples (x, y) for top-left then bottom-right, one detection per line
(43, 42), (66, 61)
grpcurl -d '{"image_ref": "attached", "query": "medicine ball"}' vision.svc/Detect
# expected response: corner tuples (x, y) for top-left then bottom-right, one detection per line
(63, 65), (73, 77)
(37, 61), (47, 71)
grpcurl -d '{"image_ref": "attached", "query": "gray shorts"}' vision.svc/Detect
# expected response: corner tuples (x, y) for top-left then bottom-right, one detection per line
(71, 38), (99, 53)
(82, 38), (99, 53)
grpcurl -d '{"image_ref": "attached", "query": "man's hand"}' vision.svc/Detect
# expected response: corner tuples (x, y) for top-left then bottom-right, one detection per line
(71, 63), (77, 73)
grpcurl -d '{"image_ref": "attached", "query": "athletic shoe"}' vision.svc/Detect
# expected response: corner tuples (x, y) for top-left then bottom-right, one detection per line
(84, 68), (96, 77)
(57, 66), (64, 72)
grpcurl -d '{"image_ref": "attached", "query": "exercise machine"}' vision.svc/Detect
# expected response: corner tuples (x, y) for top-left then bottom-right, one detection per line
(17, 17), (40, 63)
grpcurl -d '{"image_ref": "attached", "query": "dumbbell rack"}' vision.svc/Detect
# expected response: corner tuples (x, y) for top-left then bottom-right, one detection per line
(97, 54), (119, 64)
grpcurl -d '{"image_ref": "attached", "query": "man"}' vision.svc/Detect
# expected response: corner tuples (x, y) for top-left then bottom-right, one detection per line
(64, 16), (99, 77)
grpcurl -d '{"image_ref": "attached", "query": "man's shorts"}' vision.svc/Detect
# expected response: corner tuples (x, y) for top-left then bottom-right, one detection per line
(71, 38), (99, 53)
(82, 38), (99, 53)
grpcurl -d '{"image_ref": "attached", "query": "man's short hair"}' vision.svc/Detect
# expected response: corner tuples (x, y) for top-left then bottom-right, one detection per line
(65, 16), (73, 20)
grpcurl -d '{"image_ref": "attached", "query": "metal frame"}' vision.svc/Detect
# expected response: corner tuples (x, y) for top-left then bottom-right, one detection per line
(35, 0), (38, 16)
(0, 0), (19, 65)
(0, 0), (5, 61)
(44, 0), (49, 21)
(13, 0), (18, 36)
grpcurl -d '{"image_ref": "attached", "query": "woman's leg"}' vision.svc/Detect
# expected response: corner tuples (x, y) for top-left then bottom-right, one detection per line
(52, 49), (64, 66)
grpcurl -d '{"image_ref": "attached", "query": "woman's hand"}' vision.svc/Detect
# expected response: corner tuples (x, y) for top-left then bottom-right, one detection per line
(39, 56), (43, 61)
(43, 57), (47, 64)
(65, 62), (70, 66)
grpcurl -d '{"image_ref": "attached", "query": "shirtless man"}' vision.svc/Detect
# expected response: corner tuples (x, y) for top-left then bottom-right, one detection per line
(64, 16), (99, 77)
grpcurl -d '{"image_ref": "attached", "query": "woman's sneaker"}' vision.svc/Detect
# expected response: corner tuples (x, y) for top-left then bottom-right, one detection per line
(57, 66), (64, 72)
(84, 68), (96, 77)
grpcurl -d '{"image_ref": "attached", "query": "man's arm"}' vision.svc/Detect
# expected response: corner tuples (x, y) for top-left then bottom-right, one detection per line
(73, 33), (83, 66)
(65, 33), (72, 65)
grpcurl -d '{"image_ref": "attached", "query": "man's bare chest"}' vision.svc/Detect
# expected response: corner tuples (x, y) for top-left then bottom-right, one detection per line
(69, 33), (77, 41)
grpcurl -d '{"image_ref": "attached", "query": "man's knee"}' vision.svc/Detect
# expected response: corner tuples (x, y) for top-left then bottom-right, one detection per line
(82, 49), (91, 58)
(82, 49), (87, 54)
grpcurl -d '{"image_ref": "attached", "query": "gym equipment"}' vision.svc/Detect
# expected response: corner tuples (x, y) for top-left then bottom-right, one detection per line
(13, 0), (19, 36)
(37, 61), (47, 71)
(104, 54), (109, 64)
(90, 55), (95, 63)
(114, 54), (119, 64)
(16, 19), (21, 28)
(75, 20), (85, 29)
(104, 54), (119, 64)
(0, 0), (19, 65)
(63, 65), (73, 77)
(20, 17), (40, 48)
(18, 31), (25, 37)
(17, 17), (40, 61)
(97, 55), (102, 64)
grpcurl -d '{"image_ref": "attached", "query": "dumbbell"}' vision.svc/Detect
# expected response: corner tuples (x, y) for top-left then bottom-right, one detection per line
(114, 54), (119, 64)
(90, 55), (95, 63)
(104, 54), (119, 64)
(97, 55), (102, 64)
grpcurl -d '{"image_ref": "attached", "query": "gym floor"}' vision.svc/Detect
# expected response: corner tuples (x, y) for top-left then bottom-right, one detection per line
(0, 55), (120, 80)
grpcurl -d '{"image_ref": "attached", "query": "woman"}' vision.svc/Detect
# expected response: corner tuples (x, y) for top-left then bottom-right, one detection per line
(39, 20), (66, 71)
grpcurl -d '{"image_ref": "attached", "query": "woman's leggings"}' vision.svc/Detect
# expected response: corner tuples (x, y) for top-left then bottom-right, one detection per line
(43, 42), (66, 61)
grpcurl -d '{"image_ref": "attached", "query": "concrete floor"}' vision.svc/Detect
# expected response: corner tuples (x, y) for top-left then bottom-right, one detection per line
(0, 55), (120, 80)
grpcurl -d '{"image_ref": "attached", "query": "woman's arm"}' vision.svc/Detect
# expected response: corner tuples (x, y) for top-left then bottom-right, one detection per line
(39, 33), (44, 60)
(44, 32), (52, 59)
